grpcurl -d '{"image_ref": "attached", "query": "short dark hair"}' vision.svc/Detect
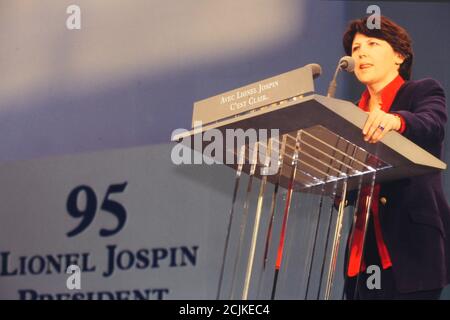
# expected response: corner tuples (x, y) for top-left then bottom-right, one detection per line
(342, 16), (413, 80)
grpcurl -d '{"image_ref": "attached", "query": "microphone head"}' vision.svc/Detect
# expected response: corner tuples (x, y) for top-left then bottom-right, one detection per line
(339, 56), (355, 72)
(306, 63), (322, 79)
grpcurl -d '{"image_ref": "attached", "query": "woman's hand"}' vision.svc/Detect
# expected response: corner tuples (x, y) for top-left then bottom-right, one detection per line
(363, 109), (401, 143)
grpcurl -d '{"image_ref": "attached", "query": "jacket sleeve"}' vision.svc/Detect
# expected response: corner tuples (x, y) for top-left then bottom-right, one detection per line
(394, 79), (447, 146)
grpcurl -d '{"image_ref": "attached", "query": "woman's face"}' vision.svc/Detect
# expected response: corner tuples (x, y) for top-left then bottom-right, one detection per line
(351, 33), (405, 87)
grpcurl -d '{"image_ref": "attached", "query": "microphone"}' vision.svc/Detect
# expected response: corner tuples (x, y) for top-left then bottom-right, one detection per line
(327, 56), (355, 98)
(306, 63), (322, 79)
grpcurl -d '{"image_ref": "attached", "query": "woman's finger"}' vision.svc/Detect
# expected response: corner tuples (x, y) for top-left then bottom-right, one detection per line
(365, 111), (384, 141)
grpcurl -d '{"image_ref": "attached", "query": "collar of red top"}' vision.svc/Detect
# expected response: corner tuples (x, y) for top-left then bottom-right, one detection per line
(358, 74), (405, 111)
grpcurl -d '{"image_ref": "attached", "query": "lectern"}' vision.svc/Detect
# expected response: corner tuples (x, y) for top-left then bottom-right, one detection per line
(172, 64), (446, 300)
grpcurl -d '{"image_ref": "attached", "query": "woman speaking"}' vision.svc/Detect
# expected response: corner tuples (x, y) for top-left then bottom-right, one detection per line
(341, 16), (450, 300)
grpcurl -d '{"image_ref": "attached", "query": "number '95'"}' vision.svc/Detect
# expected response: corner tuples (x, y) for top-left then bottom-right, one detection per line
(66, 182), (128, 238)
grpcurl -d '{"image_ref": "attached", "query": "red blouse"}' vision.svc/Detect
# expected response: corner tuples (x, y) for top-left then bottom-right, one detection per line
(347, 74), (406, 277)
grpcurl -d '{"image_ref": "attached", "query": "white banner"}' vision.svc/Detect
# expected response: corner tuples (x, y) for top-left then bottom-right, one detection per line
(0, 143), (234, 299)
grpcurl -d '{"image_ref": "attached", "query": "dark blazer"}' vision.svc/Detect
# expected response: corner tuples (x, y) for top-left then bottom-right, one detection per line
(350, 78), (450, 293)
